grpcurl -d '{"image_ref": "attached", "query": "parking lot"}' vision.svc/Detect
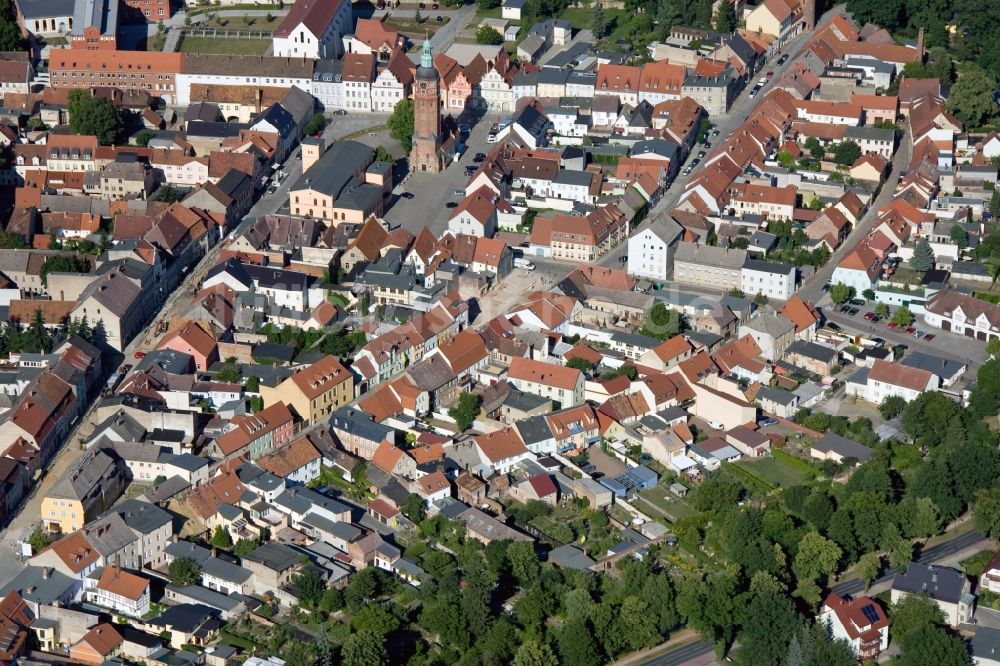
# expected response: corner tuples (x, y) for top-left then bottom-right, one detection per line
(822, 298), (989, 372)
(382, 109), (496, 236)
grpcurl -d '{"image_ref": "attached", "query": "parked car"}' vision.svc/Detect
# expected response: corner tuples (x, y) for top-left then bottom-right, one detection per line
(458, 123), (470, 135)
(887, 322), (898, 329)
(839, 305), (851, 313)
(777, 53), (789, 64)
(697, 150), (706, 158)
(435, 15), (443, 21)
(848, 308), (860, 316)
(904, 326), (916, 334)
(914, 329), (925, 338)
(759, 417), (779, 427)
(766, 70), (774, 78)
(923, 333), (936, 341)
(445, 202), (458, 208)
(849, 298), (866, 306)
(864, 311), (874, 321)
(827, 322), (841, 330)
(452, 188), (465, 197)
(134, 351), (145, 360)
(691, 158), (701, 167)
(400, 191), (415, 199)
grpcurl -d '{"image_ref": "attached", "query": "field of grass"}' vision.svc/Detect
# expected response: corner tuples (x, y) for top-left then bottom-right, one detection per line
(639, 488), (697, 522)
(200, 14), (280, 29)
(178, 35), (270, 55)
(385, 16), (449, 36)
(560, 6), (628, 31)
(735, 456), (813, 489)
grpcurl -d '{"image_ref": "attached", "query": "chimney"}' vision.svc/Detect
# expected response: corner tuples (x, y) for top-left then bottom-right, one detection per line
(42, 568), (51, 580)
(917, 28), (925, 57)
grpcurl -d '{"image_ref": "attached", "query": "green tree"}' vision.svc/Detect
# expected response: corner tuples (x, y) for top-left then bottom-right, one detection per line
(856, 552), (881, 590)
(508, 541), (539, 585)
(0, 232), (26, 249)
(514, 640), (558, 666)
(215, 364), (240, 384)
(832, 140), (862, 165)
(926, 47), (955, 83)
(373, 146), (393, 163)
(898, 624), (972, 666)
(388, 98), (414, 152)
(805, 136), (824, 158)
(351, 604), (400, 636)
(950, 225), (969, 249)
(862, 288), (876, 300)
(592, 3), (608, 39)
(292, 569), (324, 608)
(974, 485), (1000, 538)
(566, 357), (593, 372)
(990, 189), (1000, 218)
(27, 524), (50, 553)
(688, 473), (743, 513)
(618, 596), (660, 651)
(478, 0), (501, 8)
(301, 113), (324, 136)
(642, 302), (682, 339)
(946, 67), (998, 128)
(558, 620), (601, 666)
(829, 283), (855, 305)
(714, 0), (735, 32)
(341, 631), (385, 666)
(40, 255), (91, 288)
(401, 493), (426, 523)
(891, 592), (946, 644)
(738, 573), (800, 665)
(448, 392), (482, 431)
(786, 622), (857, 666)
(879, 395), (907, 420)
(209, 526), (232, 549)
(233, 536), (260, 558)
(135, 130), (155, 147)
(910, 238), (936, 272)
(875, 302), (890, 319)
(168, 556), (202, 586)
(978, 358), (1000, 399)
(68, 90), (124, 145)
(987, 338), (1000, 356)
(891, 306), (914, 327)
(476, 25), (504, 45)
(792, 531), (841, 604)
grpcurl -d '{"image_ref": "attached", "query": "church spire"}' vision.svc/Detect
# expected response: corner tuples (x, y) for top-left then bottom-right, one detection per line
(421, 36), (433, 69)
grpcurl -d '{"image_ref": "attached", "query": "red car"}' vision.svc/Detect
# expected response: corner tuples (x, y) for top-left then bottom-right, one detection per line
(134, 351), (145, 360)
(904, 326), (916, 334)
(864, 312), (874, 321)
(766, 70), (774, 78)
(887, 322), (898, 329)
(923, 333), (936, 341)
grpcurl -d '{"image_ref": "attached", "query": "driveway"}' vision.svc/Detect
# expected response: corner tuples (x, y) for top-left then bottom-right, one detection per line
(587, 444), (628, 478)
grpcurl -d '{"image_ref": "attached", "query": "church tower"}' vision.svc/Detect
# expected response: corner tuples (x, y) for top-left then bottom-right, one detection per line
(410, 38), (443, 173)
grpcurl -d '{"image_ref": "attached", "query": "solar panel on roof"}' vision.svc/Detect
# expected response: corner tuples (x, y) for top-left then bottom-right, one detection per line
(861, 604), (879, 623)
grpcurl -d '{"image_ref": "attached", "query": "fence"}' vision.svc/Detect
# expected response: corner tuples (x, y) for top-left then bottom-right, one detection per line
(181, 27), (272, 39)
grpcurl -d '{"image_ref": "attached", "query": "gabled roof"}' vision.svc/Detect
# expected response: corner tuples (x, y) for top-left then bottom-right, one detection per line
(474, 426), (528, 463)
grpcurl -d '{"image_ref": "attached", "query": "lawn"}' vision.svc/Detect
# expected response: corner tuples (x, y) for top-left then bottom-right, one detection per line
(734, 456), (813, 489)
(178, 35), (270, 55)
(639, 488), (697, 522)
(560, 6), (628, 31)
(384, 16), (449, 36)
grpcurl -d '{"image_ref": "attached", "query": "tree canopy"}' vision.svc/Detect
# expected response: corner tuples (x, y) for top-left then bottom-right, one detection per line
(68, 90), (124, 145)
(387, 99), (415, 153)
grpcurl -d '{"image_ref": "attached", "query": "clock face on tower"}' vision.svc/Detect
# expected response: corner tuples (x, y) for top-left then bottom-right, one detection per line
(419, 82), (427, 91)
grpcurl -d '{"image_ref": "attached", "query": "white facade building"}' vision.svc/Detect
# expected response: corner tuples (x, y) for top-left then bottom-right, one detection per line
(741, 260), (796, 300)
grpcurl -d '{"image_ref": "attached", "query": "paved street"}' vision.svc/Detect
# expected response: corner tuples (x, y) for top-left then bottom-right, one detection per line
(0, 111), (389, 589)
(597, 11), (840, 271)
(798, 132), (913, 304)
(823, 305), (990, 373)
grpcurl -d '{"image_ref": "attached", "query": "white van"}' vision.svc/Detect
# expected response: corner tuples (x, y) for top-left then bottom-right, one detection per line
(514, 258), (536, 271)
